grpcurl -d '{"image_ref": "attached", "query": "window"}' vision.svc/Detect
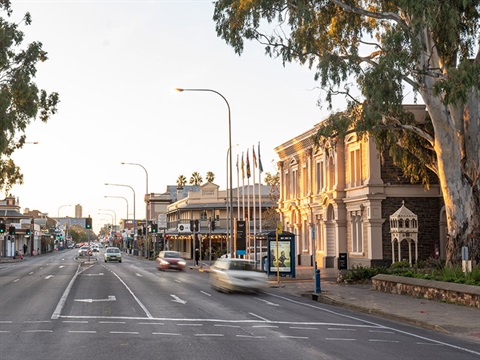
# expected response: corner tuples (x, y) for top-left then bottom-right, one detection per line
(351, 212), (363, 253)
(349, 147), (362, 187)
(292, 168), (298, 198)
(315, 161), (324, 194)
(302, 166), (308, 196)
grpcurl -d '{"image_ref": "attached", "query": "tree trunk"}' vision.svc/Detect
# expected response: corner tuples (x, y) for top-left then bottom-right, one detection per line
(424, 97), (480, 265)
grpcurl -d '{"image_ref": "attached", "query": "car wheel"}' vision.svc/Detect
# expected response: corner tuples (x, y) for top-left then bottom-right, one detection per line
(105, 260), (107, 262)
(119, 260), (122, 263)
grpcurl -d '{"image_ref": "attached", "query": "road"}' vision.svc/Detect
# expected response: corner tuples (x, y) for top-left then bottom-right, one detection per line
(1, 249), (479, 360)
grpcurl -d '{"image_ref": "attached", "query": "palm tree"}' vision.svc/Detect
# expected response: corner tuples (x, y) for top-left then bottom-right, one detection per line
(190, 171), (203, 186)
(206, 171), (215, 183)
(177, 175), (187, 189)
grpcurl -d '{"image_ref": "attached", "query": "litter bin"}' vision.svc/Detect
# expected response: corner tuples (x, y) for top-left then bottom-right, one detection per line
(338, 253), (347, 270)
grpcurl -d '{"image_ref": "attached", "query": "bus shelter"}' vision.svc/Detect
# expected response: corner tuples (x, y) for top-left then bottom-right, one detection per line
(256, 231), (296, 278)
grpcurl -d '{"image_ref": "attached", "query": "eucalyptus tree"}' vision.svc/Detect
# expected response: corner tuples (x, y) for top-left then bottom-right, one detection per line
(0, 2), (59, 194)
(213, 0), (480, 264)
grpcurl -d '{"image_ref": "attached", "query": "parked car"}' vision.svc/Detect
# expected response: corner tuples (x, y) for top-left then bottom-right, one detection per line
(156, 251), (186, 271)
(78, 246), (91, 256)
(104, 247), (122, 263)
(209, 258), (267, 293)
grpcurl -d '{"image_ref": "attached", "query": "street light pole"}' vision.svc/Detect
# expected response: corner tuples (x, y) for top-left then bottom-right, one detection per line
(176, 88), (234, 257)
(105, 183), (136, 247)
(104, 196), (129, 228)
(121, 162), (149, 258)
(99, 209), (117, 232)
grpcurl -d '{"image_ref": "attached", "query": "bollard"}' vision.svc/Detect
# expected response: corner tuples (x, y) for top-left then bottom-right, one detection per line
(315, 268), (321, 293)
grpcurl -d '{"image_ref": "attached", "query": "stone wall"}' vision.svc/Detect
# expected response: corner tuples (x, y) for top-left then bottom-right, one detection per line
(371, 274), (480, 308)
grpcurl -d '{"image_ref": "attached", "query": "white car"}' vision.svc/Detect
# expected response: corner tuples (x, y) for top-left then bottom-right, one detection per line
(209, 258), (267, 293)
(78, 246), (91, 256)
(104, 247), (122, 263)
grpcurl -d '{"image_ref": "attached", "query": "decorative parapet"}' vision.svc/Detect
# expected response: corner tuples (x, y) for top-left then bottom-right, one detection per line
(372, 274), (480, 308)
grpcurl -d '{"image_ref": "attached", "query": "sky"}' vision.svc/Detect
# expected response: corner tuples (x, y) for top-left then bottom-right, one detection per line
(8, 0), (341, 233)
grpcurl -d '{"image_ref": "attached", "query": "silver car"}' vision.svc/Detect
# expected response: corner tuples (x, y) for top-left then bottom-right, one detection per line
(104, 247), (122, 263)
(209, 258), (267, 293)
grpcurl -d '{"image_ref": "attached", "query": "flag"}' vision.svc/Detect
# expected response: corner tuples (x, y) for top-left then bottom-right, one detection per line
(258, 142), (263, 173)
(241, 152), (245, 179)
(252, 146), (257, 168)
(246, 149), (251, 178)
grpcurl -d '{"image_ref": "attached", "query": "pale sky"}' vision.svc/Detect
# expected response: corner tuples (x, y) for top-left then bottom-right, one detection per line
(9, 0), (341, 233)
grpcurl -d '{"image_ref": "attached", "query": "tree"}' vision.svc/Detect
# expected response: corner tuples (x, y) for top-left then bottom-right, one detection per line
(176, 175), (187, 188)
(213, 0), (480, 265)
(0, 2), (60, 195)
(262, 171), (280, 230)
(190, 171), (203, 186)
(206, 171), (215, 183)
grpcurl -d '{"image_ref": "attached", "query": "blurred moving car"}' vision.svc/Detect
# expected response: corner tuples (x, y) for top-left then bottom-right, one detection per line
(156, 251), (186, 271)
(78, 246), (91, 256)
(209, 258), (267, 293)
(104, 247), (122, 262)
(91, 244), (100, 253)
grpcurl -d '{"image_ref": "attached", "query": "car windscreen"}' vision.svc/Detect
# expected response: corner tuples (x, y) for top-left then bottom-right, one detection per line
(229, 261), (255, 271)
(165, 252), (181, 258)
(108, 248), (120, 253)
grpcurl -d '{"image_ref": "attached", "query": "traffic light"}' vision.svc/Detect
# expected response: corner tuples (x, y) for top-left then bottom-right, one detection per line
(85, 217), (92, 229)
(211, 220), (215, 231)
(9, 226), (16, 235)
(194, 219), (199, 232)
(26, 229), (31, 236)
(151, 224), (158, 233)
(0, 223), (5, 233)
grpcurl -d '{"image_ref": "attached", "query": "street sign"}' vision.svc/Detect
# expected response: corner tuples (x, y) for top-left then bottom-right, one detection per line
(158, 214), (167, 229)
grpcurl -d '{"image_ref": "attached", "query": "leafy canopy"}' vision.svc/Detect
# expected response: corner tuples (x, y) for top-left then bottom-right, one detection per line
(0, 1), (59, 194)
(213, 0), (480, 186)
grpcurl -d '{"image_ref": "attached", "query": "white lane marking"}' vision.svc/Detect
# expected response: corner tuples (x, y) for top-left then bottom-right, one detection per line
(328, 328), (357, 331)
(13, 279), (19, 283)
(369, 330), (395, 334)
(135, 273), (143, 277)
(236, 335), (266, 339)
(177, 324), (202, 327)
(22, 330), (53, 333)
(45, 275), (54, 280)
(52, 263), (88, 319)
(83, 273), (104, 276)
(63, 321), (88, 324)
(214, 324), (241, 328)
(98, 321), (125, 324)
(69, 331), (96, 334)
(59, 266), (65, 269)
(200, 291), (211, 296)
(280, 335), (309, 339)
(29, 272), (34, 275)
(152, 332), (181, 336)
(195, 334), (224, 337)
(110, 331), (139, 334)
(74, 295), (116, 303)
(137, 322), (165, 325)
(174, 279), (182, 283)
(110, 270), (153, 319)
(252, 325), (278, 328)
(170, 295), (187, 304)
(0, 331), (11, 333)
(0, 321), (12, 324)
(254, 297), (280, 307)
(326, 338), (356, 341)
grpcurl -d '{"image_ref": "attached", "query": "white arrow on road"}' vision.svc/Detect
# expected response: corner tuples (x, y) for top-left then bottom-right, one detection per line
(74, 296), (116, 303)
(170, 295), (187, 304)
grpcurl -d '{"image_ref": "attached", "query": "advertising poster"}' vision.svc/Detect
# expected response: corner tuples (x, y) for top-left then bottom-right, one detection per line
(269, 240), (291, 272)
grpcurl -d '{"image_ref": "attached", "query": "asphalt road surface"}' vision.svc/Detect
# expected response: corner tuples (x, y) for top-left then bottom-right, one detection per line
(1, 250), (479, 360)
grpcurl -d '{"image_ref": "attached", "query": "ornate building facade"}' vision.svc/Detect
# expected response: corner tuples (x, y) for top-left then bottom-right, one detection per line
(275, 105), (447, 269)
